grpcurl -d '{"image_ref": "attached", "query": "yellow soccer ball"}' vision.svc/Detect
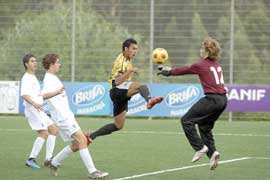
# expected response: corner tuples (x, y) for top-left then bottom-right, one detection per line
(152, 48), (168, 64)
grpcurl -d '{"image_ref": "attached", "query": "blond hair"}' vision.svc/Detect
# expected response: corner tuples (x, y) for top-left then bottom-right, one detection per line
(202, 37), (221, 60)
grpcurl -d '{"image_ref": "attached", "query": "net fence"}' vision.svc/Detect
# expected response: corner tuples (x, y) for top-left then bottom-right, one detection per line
(0, 0), (269, 120)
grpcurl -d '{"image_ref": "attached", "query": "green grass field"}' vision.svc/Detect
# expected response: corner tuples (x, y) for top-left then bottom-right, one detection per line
(0, 115), (270, 180)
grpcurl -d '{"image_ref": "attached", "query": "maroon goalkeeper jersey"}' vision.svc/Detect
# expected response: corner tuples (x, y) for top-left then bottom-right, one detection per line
(170, 59), (226, 94)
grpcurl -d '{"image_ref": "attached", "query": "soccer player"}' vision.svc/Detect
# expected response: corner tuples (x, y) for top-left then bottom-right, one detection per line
(42, 54), (108, 179)
(21, 54), (63, 168)
(86, 38), (163, 142)
(158, 37), (227, 170)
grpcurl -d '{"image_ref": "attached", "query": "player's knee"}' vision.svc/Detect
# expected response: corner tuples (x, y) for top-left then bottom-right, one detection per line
(78, 134), (87, 145)
(70, 143), (79, 152)
(38, 130), (49, 139)
(139, 84), (148, 91)
(139, 84), (147, 88)
(116, 125), (123, 130)
(72, 131), (88, 149)
(136, 83), (142, 89)
(74, 134), (87, 150)
(48, 125), (58, 135)
(131, 82), (141, 90)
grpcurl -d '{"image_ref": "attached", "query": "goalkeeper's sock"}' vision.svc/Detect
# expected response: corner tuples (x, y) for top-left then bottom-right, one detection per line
(139, 85), (151, 102)
(90, 123), (119, 140)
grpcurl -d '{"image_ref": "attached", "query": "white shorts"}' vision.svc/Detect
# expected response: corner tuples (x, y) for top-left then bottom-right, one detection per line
(55, 116), (81, 142)
(116, 82), (133, 90)
(25, 108), (54, 131)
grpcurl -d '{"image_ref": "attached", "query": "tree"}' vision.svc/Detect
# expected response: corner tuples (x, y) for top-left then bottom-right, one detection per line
(0, 1), (147, 82)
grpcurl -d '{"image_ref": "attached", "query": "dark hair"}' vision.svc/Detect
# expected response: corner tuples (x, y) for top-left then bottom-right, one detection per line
(22, 54), (35, 69)
(122, 38), (137, 51)
(42, 54), (59, 70)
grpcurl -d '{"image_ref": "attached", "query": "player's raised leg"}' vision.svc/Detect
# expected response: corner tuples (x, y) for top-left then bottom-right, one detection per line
(127, 82), (163, 109)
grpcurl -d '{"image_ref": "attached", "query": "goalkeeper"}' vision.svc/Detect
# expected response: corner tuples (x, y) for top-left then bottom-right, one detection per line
(158, 37), (227, 171)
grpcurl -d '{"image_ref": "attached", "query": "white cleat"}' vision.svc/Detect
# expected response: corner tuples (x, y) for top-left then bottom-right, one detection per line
(210, 151), (220, 170)
(191, 145), (209, 163)
(88, 170), (108, 179)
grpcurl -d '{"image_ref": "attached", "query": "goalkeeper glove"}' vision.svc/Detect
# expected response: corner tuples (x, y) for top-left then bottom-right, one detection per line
(157, 65), (172, 76)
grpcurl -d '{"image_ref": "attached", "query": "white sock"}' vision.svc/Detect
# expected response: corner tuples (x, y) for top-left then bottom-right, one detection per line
(45, 135), (56, 160)
(29, 137), (45, 159)
(51, 145), (73, 167)
(79, 148), (97, 174)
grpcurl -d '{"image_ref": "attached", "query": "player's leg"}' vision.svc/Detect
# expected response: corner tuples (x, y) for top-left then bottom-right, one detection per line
(49, 120), (80, 176)
(198, 109), (224, 159)
(89, 112), (125, 141)
(73, 130), (108, 178)
(127, 82), (163, 109)
(89, 88), (128, 141)
(42, 112), (58, 166)
(198, 95), (227, 157)
(181, 97), (212, 150)
(25, 109), (48, 168)
(181, 96), (217, 162)
(199, 95), (227, 170)
(127, 82), (141, 97)
(49, 143), (73, 176)
(198, 122), (220, 170)
(51, 132), (89, 166)
(49, 119), (107, 178)
(26, 130), (48, 168)
(198, 123), (215, 158)
(186, 94), (227, 166)
(44, 123), (57, 166)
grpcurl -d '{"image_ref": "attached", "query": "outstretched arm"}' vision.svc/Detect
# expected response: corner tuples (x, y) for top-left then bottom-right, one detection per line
(158, 64), (199, 76)
(170, 66), (197, 75)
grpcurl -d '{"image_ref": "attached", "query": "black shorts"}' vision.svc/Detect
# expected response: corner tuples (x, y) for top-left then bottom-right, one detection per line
(182, 94), (227, 125)
(110, 88), (131, 116)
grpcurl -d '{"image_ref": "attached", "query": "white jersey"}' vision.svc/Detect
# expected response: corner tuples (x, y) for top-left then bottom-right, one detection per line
(20, 72), (43, 109)
(21, 72), (54, 131)
(43, 73), (74, 122)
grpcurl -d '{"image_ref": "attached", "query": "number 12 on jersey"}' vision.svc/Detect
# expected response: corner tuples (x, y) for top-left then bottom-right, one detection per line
(210, 66), (224, 85)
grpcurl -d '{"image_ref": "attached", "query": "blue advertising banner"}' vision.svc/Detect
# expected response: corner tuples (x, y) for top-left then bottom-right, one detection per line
(65, 82), (111, 115)
(19, 82), (112, 116)
(127, 83), (204, 117)
(18, 81), (270, 117)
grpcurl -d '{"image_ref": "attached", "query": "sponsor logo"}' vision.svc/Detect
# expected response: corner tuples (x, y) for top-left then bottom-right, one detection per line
(129, 94), (145, 108)
(72, 85), (105, 106)
(227, 87), (266, 101)
(165, 86), (200, 108)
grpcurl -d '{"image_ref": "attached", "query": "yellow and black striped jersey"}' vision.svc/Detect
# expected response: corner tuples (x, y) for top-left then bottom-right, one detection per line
(109, 53), (133, 87)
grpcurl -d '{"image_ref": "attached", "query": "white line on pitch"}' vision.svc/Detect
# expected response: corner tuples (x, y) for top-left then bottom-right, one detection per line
(113, 157), (251, 180)
(121, 130), (270, 137)
(1, 128), (270, 137)
(252, 157), (270, 160)
(0, 128), (30, 132)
